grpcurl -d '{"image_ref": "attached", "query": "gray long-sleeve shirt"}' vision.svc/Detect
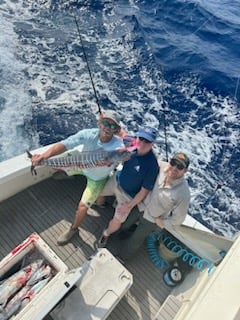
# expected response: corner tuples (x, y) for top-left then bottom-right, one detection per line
(142, 161), (190, 228)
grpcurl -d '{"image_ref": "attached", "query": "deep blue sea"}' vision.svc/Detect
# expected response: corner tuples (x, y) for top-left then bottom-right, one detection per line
(0, 0), (239, 238)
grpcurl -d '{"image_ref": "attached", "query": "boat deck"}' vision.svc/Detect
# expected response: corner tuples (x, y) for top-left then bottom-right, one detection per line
(0, 175), (171, 320)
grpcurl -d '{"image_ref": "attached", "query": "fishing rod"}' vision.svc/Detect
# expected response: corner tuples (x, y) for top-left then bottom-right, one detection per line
(73, 16), (102, 115)
(159, 65), (169, 161)
(161, 101), (169, 161)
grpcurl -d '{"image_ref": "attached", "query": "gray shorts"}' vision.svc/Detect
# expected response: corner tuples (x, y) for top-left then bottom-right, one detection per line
(100, 173), (132, 222)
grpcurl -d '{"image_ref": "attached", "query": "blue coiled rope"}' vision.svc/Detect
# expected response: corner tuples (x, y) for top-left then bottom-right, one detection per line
(146, 231), (214, 273)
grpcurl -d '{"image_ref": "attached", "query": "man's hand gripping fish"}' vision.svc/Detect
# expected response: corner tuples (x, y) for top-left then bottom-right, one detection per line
(27, 136), (138, 175)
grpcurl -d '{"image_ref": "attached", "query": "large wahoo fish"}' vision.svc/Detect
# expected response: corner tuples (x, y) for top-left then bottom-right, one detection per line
(27, 135), (138, 175)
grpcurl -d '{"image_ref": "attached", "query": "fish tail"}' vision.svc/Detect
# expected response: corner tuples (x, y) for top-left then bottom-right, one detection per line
(26, 150), (32, 159)
(26, 150), (37, 176)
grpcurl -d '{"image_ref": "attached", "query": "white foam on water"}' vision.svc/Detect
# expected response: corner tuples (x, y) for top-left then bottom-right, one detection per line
(0, 13), (39, 161)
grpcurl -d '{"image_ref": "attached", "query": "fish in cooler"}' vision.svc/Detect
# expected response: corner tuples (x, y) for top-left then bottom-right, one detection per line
(0, 259), (44, 310)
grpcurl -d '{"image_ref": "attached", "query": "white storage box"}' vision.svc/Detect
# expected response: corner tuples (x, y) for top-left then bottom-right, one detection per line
(0, 233), (82, 320)
(50, 249), (133, 320)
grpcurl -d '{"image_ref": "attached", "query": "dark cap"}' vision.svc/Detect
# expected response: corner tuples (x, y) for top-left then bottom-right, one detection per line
(138, 126), (157, 142)
(172, 153), (190, 168)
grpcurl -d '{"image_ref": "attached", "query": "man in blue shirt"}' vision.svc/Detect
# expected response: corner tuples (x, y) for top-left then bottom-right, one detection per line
(98, 126), (159, 247)
(31, 110), (124, 245)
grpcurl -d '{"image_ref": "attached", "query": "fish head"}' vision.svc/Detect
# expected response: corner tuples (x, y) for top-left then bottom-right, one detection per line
(123, 135), (138, 151)
(107, 149), (133, 163)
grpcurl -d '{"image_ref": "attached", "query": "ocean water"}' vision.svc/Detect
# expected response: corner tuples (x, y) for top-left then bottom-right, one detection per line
(0, 0), (239, 238)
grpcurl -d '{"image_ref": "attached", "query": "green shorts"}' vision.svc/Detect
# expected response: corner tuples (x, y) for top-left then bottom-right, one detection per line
(65, 167), (108, 208)
(82, 176), (108, 208)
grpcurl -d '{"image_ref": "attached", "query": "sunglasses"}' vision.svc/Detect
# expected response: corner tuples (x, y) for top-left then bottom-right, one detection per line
(139, 137), (152, 144)
(102, 119), (118, 131)
(170, 158), (186, 170)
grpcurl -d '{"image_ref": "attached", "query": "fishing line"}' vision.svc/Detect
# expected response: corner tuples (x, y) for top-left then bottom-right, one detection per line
(201, 159), (239, 221)
(204, 108), (240, 209)
(234, 76), (239, 100)
(200, 183), (223, 210)
(73, 16), (102, 115)
(134, 14), (169, 160)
